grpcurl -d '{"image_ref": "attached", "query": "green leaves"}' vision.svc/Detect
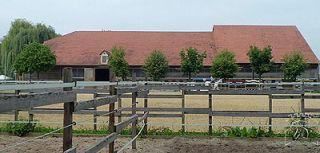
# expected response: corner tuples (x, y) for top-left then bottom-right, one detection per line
(180, 47), (207, 80)
(247, 45), (273, 81)
(1, 19), (58, 77)
(6, 119), (36, 137)
(108, 46), (129, 81)
(143, 50), (169, 81)
(281, 51), (308, 82)
(13, 42), (56, 76)
(211, 49), (238, 80)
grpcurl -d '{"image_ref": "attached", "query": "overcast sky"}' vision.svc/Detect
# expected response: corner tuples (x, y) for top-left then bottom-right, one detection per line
(1, 0), (319, 59)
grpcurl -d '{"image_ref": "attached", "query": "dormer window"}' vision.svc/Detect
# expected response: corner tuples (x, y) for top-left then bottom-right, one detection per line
(100, 51), (109, 64)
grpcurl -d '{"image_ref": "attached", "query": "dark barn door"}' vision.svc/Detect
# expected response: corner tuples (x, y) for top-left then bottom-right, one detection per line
(95, 69), (109, 81)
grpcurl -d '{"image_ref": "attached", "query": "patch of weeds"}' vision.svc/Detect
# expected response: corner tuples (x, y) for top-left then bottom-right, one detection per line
(6, 119), (36, 137)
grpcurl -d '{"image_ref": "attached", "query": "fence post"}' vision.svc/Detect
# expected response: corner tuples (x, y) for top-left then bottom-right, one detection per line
(268, 93), (272, 132)
(28, 113), (34, 122)
(93, 93), (98, 131)
(181, 89), (185, 133)
(143, 84), (148, 135)
(208, 93), (213, 135)
(109, 85), (116, 153)
(14, 90), (20, 121)
(132, 89), (137, 149)
(63, 67), (74, 152)
(117, 97), (122, 123)
(301, 82), (305, 113)
(14, 110), (19, 121)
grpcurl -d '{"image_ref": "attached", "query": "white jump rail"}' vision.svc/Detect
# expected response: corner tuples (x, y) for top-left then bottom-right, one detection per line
(1, 80), (319, 91)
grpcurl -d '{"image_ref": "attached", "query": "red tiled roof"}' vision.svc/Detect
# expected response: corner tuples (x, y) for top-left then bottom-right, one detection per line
(45, 25), (318, 66)
(213, 25), (318, 63)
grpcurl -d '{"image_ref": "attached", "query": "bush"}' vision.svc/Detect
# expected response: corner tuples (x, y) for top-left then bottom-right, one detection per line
(220, 126), (267, 138)
(6, 120), (36, 137)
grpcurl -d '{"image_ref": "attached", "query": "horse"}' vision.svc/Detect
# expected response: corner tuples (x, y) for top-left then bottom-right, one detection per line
(213, 79), (223, 90)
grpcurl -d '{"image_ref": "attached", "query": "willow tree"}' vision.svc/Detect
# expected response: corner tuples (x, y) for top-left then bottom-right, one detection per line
(1, 19), (58, 77)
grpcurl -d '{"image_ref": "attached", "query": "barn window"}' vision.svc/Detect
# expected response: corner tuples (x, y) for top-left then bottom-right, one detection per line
(101, 52), (109, 64)
(72, 68), (84, 81)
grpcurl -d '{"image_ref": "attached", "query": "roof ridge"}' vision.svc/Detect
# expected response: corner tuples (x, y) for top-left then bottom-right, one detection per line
(71, 30), (212, 33)
(214, 25), (297, 27)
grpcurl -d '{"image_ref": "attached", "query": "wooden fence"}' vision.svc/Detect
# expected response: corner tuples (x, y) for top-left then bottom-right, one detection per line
(0, 68), (149, 153)
(1, 74), (320, 152)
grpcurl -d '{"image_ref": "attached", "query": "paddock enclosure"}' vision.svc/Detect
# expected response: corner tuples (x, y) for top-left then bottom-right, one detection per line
(1, 68), (320, 152)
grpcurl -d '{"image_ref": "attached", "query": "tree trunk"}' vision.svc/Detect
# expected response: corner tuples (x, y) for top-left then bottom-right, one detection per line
(252, 69), (255, 79)
(259, 74), (262, 83)
(37, 72), (40, 80)
(258, 74), (262, 90)
(188, 72), (191, 82)
(29, 73), (32, 83)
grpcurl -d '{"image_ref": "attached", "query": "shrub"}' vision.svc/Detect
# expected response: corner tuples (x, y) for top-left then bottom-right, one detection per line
(6, 120), (36, 137)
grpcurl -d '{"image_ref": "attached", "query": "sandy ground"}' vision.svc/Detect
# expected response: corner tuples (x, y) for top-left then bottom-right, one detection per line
(1, 91), (320, 132)
(1, 135), (320, 153)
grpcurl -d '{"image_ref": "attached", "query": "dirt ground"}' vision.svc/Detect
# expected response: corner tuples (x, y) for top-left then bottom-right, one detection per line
(1, 135), (320, 153)
(1, 91), (320, 132)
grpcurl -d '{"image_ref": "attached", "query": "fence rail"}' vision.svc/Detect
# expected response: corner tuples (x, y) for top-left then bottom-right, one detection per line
(1, 77), (320, 152)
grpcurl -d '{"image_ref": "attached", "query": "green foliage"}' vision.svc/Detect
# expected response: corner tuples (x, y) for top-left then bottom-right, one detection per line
(247, 45), (273, 81)
(281, 51), (308, 82)
(13, 42), (56, 80)
(5, 120), (36, 137)
(1, 19), (58, 77)
(218, 126), (268, 138)
(180, 47), (207, 80)
(211, 49), (238, 80)
(108, 46), (129, 81)
(143, 50), (169, 81)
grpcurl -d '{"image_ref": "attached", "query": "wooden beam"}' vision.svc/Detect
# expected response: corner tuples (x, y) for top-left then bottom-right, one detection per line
(209, 90), (303, 95)
(115, 113), (182, 118)
(143, 85), (180, 90)
(143, 91), (148, 135)
(138, 112), (149, 123)
(131, 91), (137, 149)
(116, 86), (140, 94)
(0, 91), (75, 113)
(118, 107), (210, 114)
(181, 90), (185, 132)
(184, 91), (209, 95)
(0, 82), (75, 91)
(119, 91), (149, 98)
(64, 147), (76, 153)
(115, 114), (138, 133)
(63, 67), (74, 152)
(109, 85), (116, 153)
(268, 94), (272, 132)
(211, 111), (270, 117)
(74, 96), (117, 111)
(208, 93), (212, 135)
(305, 108), (320, 112)
(84, 133), (117, 153)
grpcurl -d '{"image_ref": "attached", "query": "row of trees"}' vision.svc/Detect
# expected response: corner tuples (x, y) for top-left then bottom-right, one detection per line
(109, 46), (308, 82)
(0, 19), (59, 77)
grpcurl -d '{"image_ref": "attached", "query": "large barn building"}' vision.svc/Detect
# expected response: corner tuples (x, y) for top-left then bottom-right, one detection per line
(38, 25), (319, 81)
